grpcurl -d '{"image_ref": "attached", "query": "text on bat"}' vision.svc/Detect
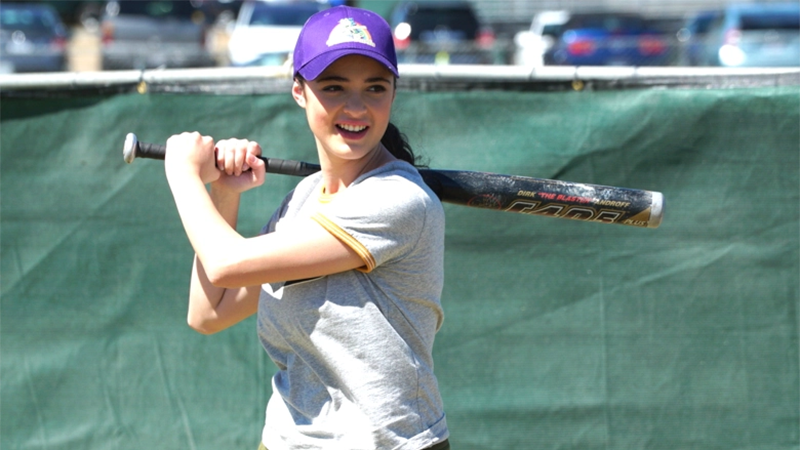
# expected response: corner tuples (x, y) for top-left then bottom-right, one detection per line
(506, 200), (624, 224)
(516, 190), (631, 208)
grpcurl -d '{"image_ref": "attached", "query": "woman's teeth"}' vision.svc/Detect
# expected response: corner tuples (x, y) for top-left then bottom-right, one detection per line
(338, 124), (367, 133)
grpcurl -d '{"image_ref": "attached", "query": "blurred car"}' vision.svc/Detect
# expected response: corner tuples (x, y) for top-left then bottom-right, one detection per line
(0, 2), (69, 73)
(227, 0), (327, 67)
(545, 12), (671, 66)
(700, 3), (800, 67)
(675, 10), (722, 66)
(389, 1), (495, 65)
(34, 1), (106, 30)
(513, 10), (569, 66)
(100, 0), (216, 70)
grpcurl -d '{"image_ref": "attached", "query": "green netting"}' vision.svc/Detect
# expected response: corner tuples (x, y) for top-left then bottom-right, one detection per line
(2, 82), (798, 450)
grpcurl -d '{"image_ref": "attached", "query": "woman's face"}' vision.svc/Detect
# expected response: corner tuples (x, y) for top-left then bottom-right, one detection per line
(293, 54), (395, 166)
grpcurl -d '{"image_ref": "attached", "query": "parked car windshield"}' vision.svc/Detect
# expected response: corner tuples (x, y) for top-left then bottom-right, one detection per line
(249, 2), (323, 26)
(404, 8), (478, 40)
(1, 6), (61, 32)
(111, 1), (198, 18)
(563, 15), (647, 32)
(740, 13), (800, 31)
(690, 13), (719, 34)
(541, 23), (563, 38)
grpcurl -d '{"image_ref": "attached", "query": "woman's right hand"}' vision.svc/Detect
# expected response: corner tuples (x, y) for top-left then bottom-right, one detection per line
(165, 131), (219, 185)
(212, 138), (266, 193)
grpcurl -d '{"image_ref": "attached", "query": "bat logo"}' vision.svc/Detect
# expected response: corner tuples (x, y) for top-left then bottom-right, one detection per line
(505, 200), (626, 225)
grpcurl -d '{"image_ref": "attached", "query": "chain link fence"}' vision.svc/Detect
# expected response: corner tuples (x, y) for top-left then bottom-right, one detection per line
(9, 0), (798, 72)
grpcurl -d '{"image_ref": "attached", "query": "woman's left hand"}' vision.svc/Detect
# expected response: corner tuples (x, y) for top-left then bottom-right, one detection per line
(212, 138), (266, 193)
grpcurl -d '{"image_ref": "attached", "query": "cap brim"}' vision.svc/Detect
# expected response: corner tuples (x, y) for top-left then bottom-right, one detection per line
(296, 46), (399, 81)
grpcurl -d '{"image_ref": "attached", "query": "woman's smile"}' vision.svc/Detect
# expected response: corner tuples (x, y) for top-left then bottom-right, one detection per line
(337, 122), (369, 139)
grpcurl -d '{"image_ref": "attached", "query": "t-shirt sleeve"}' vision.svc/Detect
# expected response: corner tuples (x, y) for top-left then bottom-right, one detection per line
(311, 175), (431, 272)
(260, 173), (323, 236)
(260, 190), (295, 236)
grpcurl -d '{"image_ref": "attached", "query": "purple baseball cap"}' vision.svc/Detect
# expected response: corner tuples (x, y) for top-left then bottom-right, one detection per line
(293, 6), (399, 81)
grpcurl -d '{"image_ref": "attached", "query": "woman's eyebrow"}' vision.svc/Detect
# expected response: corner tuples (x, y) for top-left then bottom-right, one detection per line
(366, 76), (392, 84)
(316, 75), (348, 83)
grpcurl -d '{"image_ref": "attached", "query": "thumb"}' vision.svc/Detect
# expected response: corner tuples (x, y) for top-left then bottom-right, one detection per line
(247, 153), (267, 183)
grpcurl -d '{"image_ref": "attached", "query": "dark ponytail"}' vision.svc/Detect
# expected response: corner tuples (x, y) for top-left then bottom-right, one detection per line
(382, 122), (425, 168)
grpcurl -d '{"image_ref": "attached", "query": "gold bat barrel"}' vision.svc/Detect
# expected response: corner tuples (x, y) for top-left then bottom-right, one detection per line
(419, 170), (664, 229)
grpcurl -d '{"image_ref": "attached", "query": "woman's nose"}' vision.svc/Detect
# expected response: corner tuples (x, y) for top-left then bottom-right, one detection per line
(343, 93), (367, 115)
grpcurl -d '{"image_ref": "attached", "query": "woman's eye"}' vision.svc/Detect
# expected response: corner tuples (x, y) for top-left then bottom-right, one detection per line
(322, 85), (343, 92)
(368, 85), (387, 93)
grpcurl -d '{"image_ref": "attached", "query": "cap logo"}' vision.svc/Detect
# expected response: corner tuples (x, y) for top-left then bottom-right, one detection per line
(325, 18), (376, 48)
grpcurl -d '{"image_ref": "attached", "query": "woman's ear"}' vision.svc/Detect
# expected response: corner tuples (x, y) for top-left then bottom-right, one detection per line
(292, 79), (306, 108)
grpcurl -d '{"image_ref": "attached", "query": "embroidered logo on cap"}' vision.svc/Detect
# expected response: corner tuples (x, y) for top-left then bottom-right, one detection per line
(326, 18), (376, 48)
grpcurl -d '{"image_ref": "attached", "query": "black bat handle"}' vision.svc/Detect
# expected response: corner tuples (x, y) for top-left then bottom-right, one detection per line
(122, 132), (321, 177)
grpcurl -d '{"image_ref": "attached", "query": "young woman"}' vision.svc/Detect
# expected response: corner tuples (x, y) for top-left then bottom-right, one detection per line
(163, 6), (449, 450)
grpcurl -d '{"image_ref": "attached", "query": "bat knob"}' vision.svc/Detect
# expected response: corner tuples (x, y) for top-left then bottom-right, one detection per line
(123, 133), (139, 164)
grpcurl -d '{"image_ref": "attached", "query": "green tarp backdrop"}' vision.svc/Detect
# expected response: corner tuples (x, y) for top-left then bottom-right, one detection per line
(2, 77), (799, 450)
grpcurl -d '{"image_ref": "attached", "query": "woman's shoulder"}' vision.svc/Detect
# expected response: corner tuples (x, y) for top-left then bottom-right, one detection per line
(292, 171), (324, 196)
(359, 161), (425, 191)
(349, 161), (444, 223)
(360, 162), (439, 204)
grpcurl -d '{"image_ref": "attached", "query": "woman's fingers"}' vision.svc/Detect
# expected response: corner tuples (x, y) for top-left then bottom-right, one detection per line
(215, 139), (263, 176)
(215, 139), (244, 176)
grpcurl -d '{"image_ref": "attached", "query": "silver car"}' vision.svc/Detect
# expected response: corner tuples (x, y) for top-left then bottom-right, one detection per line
(227, 0), (327, 67)
(702, 2), (800, 67)
(0, 3), (69, 73)
(100, 0), (216, 70)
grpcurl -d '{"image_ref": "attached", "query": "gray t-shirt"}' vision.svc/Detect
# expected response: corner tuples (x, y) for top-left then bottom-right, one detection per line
(258, 161), (448, 450)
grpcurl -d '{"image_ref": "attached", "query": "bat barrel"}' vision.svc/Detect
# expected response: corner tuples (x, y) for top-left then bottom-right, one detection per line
(423, 169), (664, 229)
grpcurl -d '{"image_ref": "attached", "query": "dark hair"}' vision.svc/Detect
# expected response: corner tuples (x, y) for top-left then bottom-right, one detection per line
(382, 122), (420, 167)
